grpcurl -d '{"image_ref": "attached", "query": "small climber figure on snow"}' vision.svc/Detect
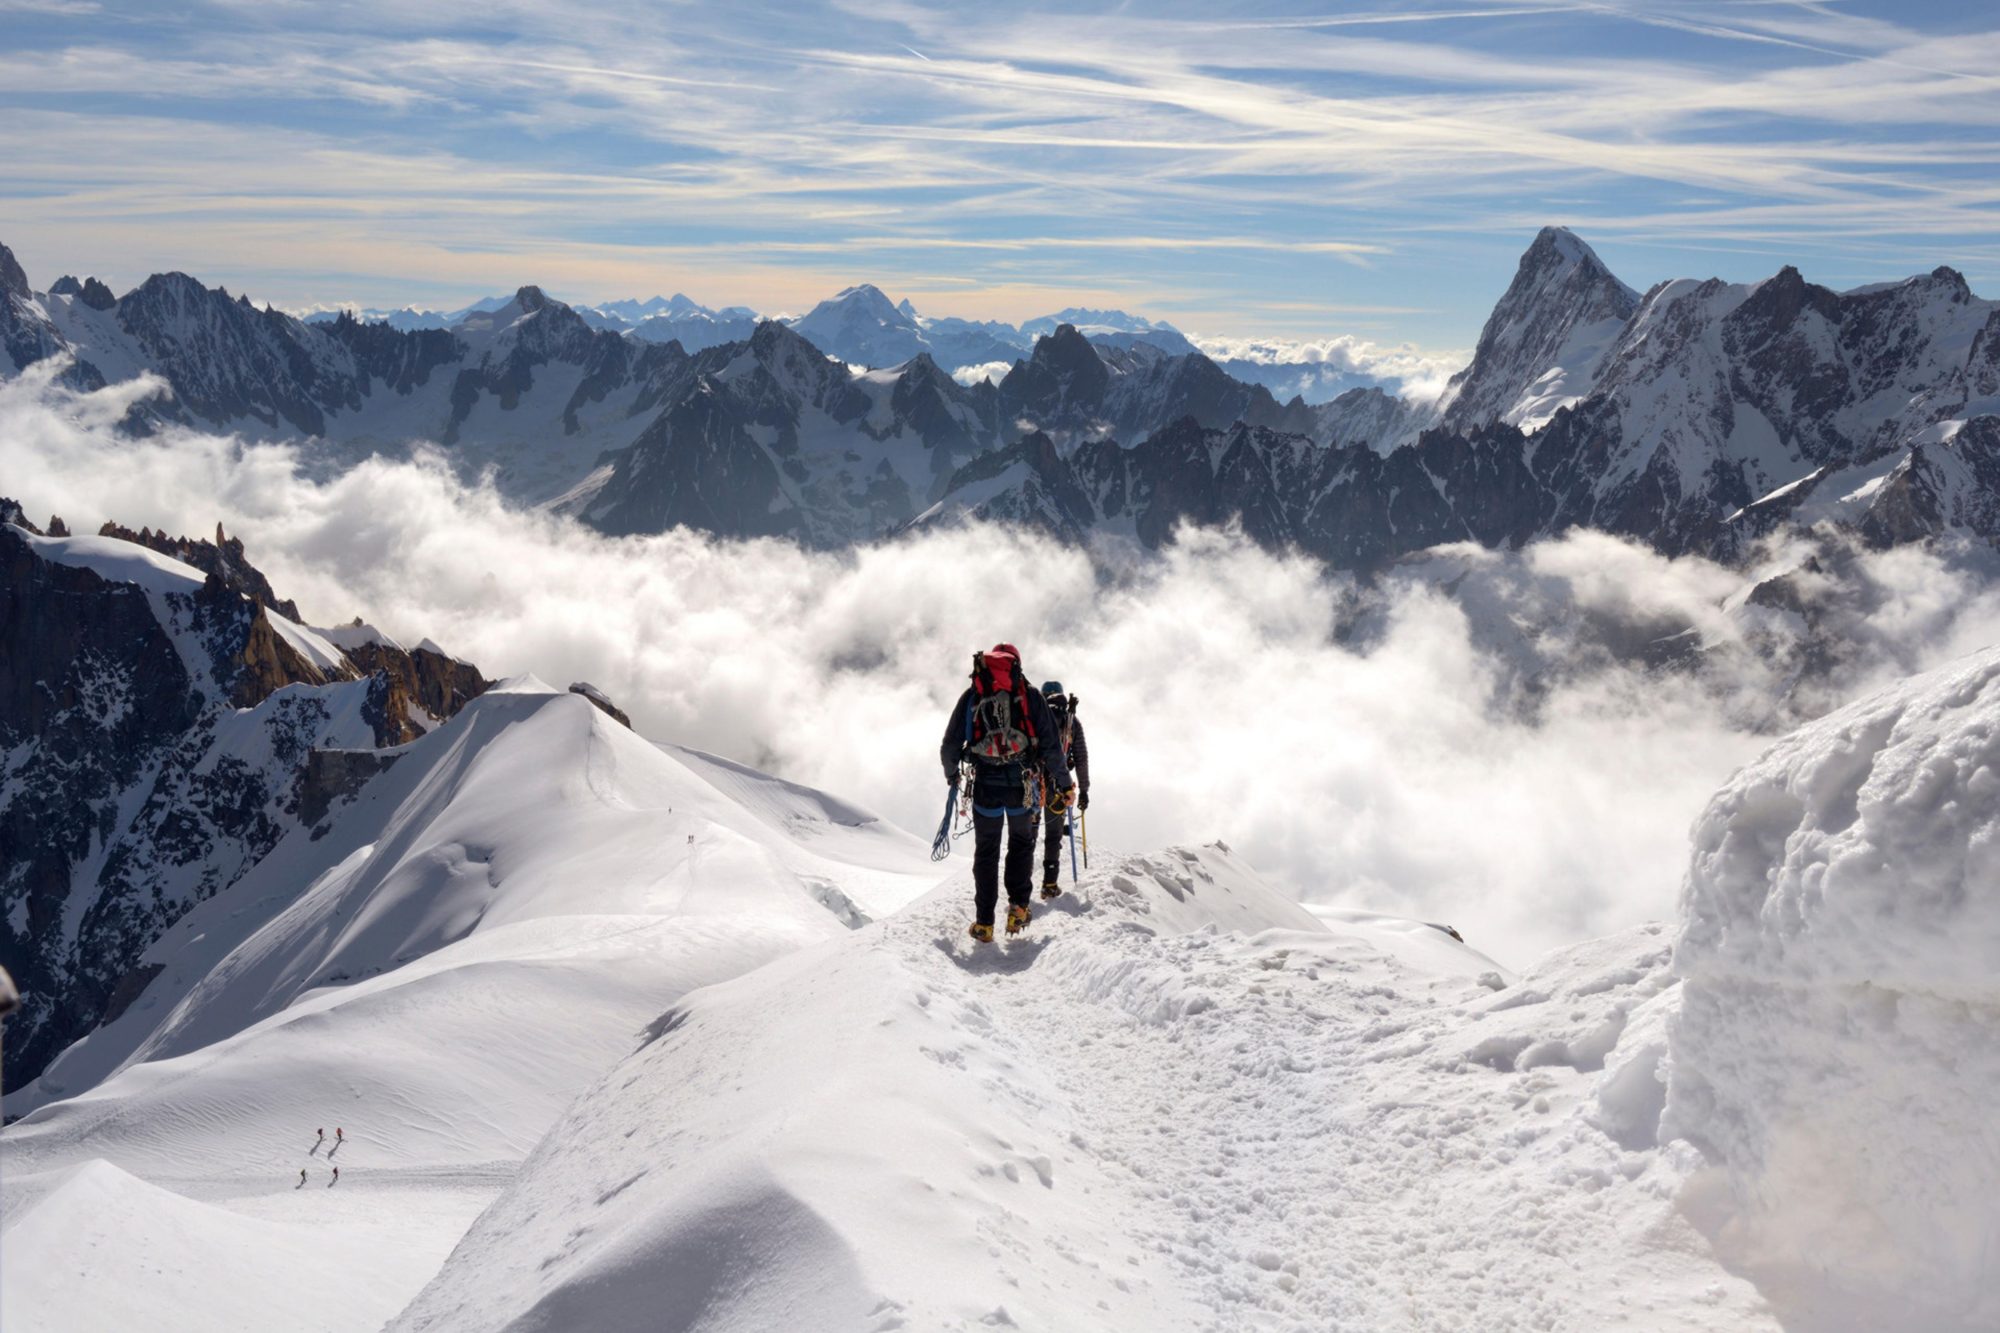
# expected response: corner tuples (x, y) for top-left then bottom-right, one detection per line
(941, 644), (1072, 943)
(299, 1168), (308, 1188)
(331, 1166), (340, 1185)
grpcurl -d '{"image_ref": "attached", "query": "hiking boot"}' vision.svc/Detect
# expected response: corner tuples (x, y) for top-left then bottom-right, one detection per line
(968, 922), (994, 944)
(1040, 879), (1063, 900)
(1005, 904), (1032, 935)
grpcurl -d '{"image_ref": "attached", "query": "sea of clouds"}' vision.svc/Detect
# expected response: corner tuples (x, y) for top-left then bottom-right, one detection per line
(7, 364), (1999, 965)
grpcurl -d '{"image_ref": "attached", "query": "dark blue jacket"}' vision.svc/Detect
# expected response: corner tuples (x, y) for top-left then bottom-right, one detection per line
(940, 684), (1072, 792)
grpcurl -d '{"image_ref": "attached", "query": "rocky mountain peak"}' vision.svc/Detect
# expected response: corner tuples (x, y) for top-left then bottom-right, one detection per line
(1436, 226), (1643, 432)
(1928, 266), (1972, 300)
(1033, 322), (1100, 372)
(1, 496), (38, 532)
(792, 284), (921, 357)
(1733, 263), (1839, 330)
(514, 285), (550, 314)
(96, 519), (303, 620)
(1524, 225), (1603, 272)
(49, 275), (118, 310)
(750, 316), (814, 358)
(831, 282), (897, 311)
(0, 242), (29, 301)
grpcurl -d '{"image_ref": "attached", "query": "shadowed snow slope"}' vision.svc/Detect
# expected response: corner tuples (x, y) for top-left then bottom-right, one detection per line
(395, 846), (1771, 1333)
(1667, 645), (2000, 1333)
(0, 681), (939, 1333)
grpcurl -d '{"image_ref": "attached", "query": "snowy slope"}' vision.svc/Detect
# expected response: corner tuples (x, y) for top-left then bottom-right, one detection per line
(0, 681), (940, 1333)
(396, 845), (1771, 1333)
(1667, 645), (2000, 1333)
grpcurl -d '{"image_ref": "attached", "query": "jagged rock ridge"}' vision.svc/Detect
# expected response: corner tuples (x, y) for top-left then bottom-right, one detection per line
(0, 504), (490, 1087)
(5, 231), (2000, 562)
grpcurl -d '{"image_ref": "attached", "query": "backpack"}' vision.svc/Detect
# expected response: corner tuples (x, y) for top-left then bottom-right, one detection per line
(1045, 692), (1076, 766)
(963, 650), (1038, 766)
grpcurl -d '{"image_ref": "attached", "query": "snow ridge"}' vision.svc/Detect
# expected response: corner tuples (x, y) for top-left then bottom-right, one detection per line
(397, 847), (1767, 1333)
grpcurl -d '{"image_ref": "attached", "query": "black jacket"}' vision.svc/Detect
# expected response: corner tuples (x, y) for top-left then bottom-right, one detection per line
(941, 684), (1071, 791)
(1065, 716), (1090, 795)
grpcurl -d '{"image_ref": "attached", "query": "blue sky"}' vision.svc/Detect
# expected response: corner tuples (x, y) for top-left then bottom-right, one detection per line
(2, 0), (1995, 354)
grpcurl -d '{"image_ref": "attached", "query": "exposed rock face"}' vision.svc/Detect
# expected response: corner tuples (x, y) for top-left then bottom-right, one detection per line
(348, 640), (490, 746)
(1435, 226), (1641, 434)
(299, 747), (403, 829)
(94, 521), (302, 619)
(568, 682), (632, 729)
(1, 242), (67, 373)
(0, 244), (28, 301)
(0, 507), (489, 1086)
(48, 275), (116, 311)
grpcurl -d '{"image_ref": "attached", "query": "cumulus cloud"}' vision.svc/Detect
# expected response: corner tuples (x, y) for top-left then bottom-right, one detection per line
(949, 360), (1014, 387)
(6, 368), (1998, 967)
(1188, 332), (1467, 403)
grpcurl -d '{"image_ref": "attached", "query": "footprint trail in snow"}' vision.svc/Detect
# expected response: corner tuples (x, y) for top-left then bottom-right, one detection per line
(399, 844), (1772, 1332)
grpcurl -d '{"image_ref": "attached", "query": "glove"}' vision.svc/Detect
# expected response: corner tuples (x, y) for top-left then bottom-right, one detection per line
(1079, 788), (1089, 811)
(944, 765), (959, 788)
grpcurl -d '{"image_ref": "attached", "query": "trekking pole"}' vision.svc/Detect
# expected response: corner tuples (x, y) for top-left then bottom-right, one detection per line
(931, 778), (958, 862)
(1066, 804), (1079, 879)
(1081, 809), (1089, 868)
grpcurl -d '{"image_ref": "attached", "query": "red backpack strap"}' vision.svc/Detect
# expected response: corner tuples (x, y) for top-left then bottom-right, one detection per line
(1013, 678), (1038, 742)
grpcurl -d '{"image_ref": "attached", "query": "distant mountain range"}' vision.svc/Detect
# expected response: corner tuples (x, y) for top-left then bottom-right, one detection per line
(4, 227), (1997, 565)
(295, 280), (1424, 402)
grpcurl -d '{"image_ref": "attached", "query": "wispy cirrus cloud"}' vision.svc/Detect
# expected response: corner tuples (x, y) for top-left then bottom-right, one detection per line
(0, 0), (1993, 344)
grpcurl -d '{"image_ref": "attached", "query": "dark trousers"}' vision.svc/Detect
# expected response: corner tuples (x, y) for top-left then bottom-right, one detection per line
(972, 810), (1037, 925)
(1036, 804), (1069, 886)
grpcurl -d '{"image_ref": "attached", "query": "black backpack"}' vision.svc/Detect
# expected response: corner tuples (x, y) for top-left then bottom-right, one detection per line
(1045, 692), (1076, 764)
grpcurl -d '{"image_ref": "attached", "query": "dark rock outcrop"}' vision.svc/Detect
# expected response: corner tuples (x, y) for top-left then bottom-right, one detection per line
(96, 520), (302, 618)
(0, 514), (488, 1087)
(568, 682), (632, 729)
(300, 747), (404, 828)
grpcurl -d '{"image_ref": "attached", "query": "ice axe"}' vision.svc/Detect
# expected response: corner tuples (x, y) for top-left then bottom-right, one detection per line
(930, 778), (958, 861)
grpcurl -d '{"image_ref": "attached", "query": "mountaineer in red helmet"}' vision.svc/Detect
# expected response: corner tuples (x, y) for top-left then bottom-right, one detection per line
(940, 644), (1073, 942)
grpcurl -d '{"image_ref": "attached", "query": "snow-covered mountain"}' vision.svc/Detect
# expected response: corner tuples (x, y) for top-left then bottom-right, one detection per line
(0, 508), (487, 1090)
(15, 640), (1995, 1329)
(789, 283), (1026, 372)
(1432, 226), (1642, 435)
(1, 245), (1321, 543)
(300, 297), (511, 333)
(303, 283), (1205, 381)
(923, 227), (2000, 564)
(579, 294), (762, 352)
(1021, 305), (1199, 357)
(0, 659), (945, 1331)
(9, 230), (2000, 563)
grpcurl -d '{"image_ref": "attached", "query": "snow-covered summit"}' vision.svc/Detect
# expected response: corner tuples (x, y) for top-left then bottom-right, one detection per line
(1434, 224), (1643, 434)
